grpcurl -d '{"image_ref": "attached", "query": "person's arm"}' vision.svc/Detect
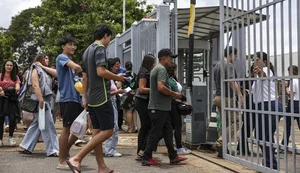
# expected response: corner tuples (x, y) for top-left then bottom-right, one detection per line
(31, 69), (44, 108)
(253, 66), (267, 77)
(139, 78), (150, 94)
(227, 65), (244, 107)
(156, 68), (181, 99)
(35, 62), (57, 78)
(66, 61), (82, 73)
(82, 72), (88, 109)
(97, 67), (124, 81)
(111, 89), (125, 96)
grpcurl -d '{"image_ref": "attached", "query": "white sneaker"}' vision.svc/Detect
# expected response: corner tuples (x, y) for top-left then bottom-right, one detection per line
(4, 125), (9, 132)
(75, 139), (86, 146)
(177, 148), (191, 155)
(8, 138), (16, 146)
(0, 140), (2, 147)
(113, 152), (122, 157)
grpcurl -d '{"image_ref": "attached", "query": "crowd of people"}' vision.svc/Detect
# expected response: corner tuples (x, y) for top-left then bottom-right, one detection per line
(213, 46), (300, 170)
(0, 24), (191, 173)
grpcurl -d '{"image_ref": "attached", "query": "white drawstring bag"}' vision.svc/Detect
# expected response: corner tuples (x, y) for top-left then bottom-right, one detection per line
(39, 102), (46, 130)
(70, 110), (88, 139)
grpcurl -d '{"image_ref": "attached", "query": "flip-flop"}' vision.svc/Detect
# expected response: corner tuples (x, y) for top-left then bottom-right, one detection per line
(56, 164), (69, 170)
(108, 170), (119, 173)
(66, 160), (81, 173)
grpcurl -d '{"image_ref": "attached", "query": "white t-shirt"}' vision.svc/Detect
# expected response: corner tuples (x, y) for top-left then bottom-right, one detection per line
(252, 67), (276, 104)
(176, 81), (183, 93)
(289, 79), (299, 101)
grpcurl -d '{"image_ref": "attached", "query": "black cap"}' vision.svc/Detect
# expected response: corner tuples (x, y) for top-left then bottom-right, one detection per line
(158, 48), (178, 59)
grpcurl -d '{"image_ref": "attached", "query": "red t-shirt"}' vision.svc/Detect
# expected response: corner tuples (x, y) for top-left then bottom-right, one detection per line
(0, 74), (21, 88)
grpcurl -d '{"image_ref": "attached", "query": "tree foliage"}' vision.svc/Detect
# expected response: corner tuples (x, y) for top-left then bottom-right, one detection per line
(0, 28), (15, 63)
(3, 0), (153, 68)
(8, 7), (43, 66)
(31, 0), (154, 63)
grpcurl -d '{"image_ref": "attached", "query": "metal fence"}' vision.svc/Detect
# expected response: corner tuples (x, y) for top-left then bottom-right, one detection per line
(219, 0), (300, 172)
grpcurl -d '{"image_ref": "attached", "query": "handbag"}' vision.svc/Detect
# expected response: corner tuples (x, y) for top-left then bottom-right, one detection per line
(177, 102), (193, 116)
(20, 97), (39, 113)
(19, 65), (39, 113)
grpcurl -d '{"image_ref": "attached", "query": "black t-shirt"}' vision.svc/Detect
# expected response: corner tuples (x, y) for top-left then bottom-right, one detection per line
(137, 67), (150, 88)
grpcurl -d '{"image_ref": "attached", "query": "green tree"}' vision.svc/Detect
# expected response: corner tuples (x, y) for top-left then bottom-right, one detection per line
(32, 0), (153, 63)
(8, 7), (43, 67)
(0, 28), (15, 64)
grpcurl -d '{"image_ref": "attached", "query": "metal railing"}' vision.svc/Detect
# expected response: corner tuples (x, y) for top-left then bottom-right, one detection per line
(219, 0), (299, 172)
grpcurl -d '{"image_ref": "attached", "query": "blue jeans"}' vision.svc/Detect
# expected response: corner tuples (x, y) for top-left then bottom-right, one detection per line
(104, 98), (119, 156)
(5, 116), (9, 125)
(255, 101), (283, 170)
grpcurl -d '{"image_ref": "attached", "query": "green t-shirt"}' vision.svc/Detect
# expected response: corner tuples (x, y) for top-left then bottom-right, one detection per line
(148, 64), (172, 111)
(168, 77), (179, 92)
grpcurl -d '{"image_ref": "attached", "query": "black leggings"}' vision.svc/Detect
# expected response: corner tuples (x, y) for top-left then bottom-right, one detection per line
(0, 112), (16, 139)
(281, 101), (300, 146)
(170, 100), (182, 149)
(136, 98), (151, 154)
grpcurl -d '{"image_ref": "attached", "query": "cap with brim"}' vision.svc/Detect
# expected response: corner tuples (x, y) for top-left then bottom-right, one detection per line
(158, 48), (178, 59)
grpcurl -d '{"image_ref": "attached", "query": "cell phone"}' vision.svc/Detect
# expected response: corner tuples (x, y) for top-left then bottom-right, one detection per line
(124, 87), (131, 93)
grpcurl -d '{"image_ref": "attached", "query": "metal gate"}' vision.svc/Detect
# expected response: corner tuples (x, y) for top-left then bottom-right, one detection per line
(219, 0), (300, 172)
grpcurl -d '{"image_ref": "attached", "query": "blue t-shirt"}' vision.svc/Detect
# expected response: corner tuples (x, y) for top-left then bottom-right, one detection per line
(117, 67), (126, 74)
(56, 53), (81, 103)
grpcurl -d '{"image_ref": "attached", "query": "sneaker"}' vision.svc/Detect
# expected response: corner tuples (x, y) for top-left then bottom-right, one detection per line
(4, 125), (9, 132)
(0, 140), (2, 147)
(170, 156), (188, 165)
(8, 138), (16, 146)
(142, 158), (161, 166)
(177, 148), (191, 155)
(75, 139), (86, 146)
(113, 152), (122, 157)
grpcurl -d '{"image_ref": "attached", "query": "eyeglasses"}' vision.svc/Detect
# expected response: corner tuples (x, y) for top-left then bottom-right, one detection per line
(66, 43), (77, 49)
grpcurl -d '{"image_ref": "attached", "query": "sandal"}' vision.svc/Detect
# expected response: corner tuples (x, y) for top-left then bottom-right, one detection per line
(66, 160), (81, 173)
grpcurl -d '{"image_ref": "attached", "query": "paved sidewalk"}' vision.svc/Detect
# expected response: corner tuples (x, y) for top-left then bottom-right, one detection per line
(0, 120), (256, 173)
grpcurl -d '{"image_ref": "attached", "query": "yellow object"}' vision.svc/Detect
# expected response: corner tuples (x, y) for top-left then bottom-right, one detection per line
(74, 81), (83, 93)
(188, 4), (195, 35)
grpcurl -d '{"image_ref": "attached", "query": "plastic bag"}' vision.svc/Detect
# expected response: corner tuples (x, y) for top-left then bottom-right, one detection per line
(70, 110), (88, 139)
(39, 102), (46, 130)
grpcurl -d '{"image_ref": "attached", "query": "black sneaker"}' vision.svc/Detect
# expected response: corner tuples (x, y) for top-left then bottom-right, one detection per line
(19, 149), (32, 154)
(170, 156), (187, 165)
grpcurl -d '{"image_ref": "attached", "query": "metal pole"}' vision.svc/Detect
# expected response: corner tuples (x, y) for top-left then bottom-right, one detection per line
(174, 0), (178, 55)
(123, 0), (126, 32)
(187, 0), (196, 88)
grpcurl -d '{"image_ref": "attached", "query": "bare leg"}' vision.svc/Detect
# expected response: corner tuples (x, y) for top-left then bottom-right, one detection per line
(68, 128), (113, 172)
(125, 109), (132, 132)
(132, 110), (137, 131)
(59, 127), (77, 165)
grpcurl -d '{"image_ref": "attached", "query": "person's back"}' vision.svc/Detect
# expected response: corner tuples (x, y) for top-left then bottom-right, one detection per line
(82, 43), (111, 106)
(148, 63), (172, 111)
(213, 60), (236, 98)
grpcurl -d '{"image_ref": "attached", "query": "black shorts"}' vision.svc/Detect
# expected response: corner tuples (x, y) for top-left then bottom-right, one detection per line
(88, 101), (114, 130)
(60, 102), (83, 127)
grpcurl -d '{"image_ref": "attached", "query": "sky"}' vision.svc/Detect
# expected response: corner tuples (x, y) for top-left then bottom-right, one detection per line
(0, 0), (219, 28)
